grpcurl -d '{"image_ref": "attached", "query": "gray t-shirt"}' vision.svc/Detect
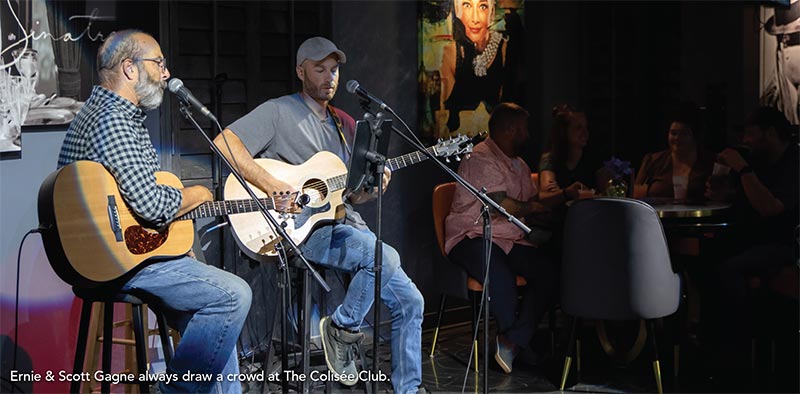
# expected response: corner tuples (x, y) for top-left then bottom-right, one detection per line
(227, 93), (367, 229)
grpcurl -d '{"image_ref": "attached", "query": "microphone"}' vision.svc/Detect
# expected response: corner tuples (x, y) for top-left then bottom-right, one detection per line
(168, 78), (217, 122)
(346, 80), (389, 110)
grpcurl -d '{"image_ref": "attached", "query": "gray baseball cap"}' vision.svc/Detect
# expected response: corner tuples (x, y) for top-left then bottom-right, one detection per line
(296, 37), (346, 66)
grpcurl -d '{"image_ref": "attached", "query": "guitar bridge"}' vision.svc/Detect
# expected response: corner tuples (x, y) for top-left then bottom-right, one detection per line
(107, 195), (123, 242)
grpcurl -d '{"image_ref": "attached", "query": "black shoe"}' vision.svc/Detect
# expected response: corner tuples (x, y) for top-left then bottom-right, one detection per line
(319, 316), (363, 386)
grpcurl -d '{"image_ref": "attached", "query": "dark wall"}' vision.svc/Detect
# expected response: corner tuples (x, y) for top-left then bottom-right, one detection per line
(330, 1), (453, 313)
(527, 1), (759, 173)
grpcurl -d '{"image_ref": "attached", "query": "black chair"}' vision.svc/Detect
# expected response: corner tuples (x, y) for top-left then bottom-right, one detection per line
(559, 198), (681, 394)
(72, 287), (174, 394)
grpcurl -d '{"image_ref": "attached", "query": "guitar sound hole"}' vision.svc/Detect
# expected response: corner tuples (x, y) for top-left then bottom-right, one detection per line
(302, 179), (327, 203)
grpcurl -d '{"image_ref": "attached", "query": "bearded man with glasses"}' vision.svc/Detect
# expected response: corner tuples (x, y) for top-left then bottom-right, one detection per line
(57, 29), (252, 394)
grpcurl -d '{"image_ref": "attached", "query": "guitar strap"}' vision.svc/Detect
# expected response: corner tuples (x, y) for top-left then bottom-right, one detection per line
(327, 105), (352, 156)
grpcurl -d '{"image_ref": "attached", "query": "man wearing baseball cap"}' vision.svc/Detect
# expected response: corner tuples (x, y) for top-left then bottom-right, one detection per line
(213, 37), (424, 394)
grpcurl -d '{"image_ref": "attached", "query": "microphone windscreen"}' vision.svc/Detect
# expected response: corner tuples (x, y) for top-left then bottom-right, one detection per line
(346, 80), (359, 94)
(168, 78), (184, 93)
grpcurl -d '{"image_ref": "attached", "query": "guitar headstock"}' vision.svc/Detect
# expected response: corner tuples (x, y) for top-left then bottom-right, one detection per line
(433, 131), (486, 163)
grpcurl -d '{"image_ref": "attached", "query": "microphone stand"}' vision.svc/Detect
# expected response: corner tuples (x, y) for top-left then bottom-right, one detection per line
(349, 110), (389, 393)
(359, 100), (530, 394)
(176, 100), (330, 393)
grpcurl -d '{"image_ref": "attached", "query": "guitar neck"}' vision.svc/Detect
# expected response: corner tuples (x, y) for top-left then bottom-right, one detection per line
(178, 198), (274, 221)
(324, 146), (439, 192)
(386, 146), (436, 172)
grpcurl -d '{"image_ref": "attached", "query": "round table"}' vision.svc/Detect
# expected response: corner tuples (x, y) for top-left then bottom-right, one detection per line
(651, 202), (733, 219)
(645, 201), (734, 234)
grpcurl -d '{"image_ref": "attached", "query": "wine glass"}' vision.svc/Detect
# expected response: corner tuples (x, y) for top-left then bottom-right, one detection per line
(12, 48), (38, 94)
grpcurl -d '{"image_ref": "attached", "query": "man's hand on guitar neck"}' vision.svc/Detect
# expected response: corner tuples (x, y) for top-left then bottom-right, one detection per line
(177, 185), (214, 217)
(349, 167), (392, 204)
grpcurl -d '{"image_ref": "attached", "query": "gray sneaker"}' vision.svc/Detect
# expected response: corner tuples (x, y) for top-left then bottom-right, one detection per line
(319, 316), (363, 386)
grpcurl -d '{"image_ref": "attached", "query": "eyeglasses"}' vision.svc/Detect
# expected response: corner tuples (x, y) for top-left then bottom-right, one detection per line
(136, 57), (167, 72)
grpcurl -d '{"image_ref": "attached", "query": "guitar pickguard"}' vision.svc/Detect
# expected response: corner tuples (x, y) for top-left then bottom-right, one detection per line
(292, 201), (331, 229)
(125, 226), (169, 255)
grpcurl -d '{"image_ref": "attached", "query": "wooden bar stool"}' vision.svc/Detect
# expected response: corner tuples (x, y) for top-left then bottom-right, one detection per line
(72, 288), (175, 394)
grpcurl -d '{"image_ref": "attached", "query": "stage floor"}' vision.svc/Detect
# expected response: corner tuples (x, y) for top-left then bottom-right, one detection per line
(250, 317), (797, 393)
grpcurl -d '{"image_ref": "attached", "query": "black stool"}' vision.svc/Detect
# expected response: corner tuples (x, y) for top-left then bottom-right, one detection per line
(72, 287), (174, 394)
(287, 259), (370, 394)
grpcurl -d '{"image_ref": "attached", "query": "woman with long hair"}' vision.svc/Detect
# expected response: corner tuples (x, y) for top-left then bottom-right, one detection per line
(538, 104), (601, 203)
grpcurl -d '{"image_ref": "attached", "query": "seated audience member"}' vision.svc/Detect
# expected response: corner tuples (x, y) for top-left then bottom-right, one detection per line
(635, 104), (714, 202)
(538, 104), (602, 201)
(705, 106), (799, 380)
(537, 105), (602, 251)
(444, 103), (557, 374)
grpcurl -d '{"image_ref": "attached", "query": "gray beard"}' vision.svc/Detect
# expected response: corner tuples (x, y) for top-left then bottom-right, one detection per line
(135, 72), (165, 111)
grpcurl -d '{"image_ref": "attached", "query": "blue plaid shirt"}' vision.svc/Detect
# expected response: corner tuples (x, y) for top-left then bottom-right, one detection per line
(58, 86), (182, 227)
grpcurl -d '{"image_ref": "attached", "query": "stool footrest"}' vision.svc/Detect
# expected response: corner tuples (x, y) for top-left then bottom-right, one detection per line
(96, 337), (136, 346)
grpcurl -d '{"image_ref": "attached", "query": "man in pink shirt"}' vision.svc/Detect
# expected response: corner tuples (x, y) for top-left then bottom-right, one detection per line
(445, 103), (557, 373)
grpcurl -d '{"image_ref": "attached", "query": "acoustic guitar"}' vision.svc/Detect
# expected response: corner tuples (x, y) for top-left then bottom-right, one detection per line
(224, 134), (477, 262)
(38, 160), (295, 288)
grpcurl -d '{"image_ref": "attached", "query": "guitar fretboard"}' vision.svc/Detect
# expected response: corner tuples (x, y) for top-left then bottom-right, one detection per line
(324, 146), (438, 192)
(178, 198), (275, 221)
(387, 147), (436, 172)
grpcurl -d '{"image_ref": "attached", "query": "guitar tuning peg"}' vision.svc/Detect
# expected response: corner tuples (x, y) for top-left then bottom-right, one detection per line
(455, 155), (461, 161)
(437, 138), (443, 143)
(445, 157), (450, 163)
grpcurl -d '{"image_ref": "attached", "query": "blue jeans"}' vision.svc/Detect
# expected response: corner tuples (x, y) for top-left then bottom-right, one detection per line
(122, 255), (252, 393)
(301, 224), (424, 394)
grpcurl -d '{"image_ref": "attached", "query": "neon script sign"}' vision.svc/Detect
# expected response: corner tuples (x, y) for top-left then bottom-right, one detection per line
(1, 0), (110, 72)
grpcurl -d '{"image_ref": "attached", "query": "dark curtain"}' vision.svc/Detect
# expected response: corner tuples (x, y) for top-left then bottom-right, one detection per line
(45, 0), (83, 99)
